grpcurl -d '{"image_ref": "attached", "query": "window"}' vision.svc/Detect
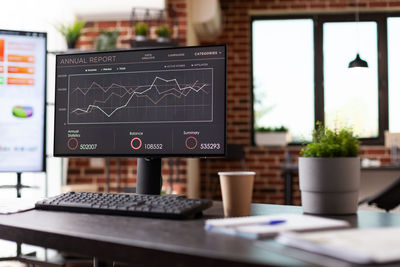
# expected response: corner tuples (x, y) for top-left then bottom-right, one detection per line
(252, 19), (314, 142)
(388, 17), (400, 133)
(251, 14), (395, 145)
(323, 22), (378, 138)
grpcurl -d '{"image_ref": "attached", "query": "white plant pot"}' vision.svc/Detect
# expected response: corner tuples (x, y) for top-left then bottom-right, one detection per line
(157, 36), (170, 43)
(135, 35), (147, 41)
(299, 157), (360, 215)
(255, 132), (290, 146)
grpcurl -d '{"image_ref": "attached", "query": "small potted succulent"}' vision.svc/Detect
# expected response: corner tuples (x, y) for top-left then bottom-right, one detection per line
(135, 23), (147, 41)
(96, 30), (119, 51)
(156, 25), (171, 42)
(56, 20), (85, 49)
(254, 126), (290, 146)
(299, 122), (360, 215)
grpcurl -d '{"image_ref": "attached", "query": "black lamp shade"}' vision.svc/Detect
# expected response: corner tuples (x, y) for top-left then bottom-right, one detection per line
(348, 53), (368, 68)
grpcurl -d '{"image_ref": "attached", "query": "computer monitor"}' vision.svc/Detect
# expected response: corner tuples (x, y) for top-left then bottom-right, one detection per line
(0, 30), (47, 173)
(54, 45), (226, 194)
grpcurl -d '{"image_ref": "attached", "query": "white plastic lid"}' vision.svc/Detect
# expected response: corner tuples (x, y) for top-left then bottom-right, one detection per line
(218, 171), (256, 176)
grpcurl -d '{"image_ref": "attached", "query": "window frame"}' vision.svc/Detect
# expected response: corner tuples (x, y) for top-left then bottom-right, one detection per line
(250, 12), (400, 145)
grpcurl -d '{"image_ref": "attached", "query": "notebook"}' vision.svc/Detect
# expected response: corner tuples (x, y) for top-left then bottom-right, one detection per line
(205, 214), (349, 239)
(276, 227), (400, 264)
(0, 198), (35, 214)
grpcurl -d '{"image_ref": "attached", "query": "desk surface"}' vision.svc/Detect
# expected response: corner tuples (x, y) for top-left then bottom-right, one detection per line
(0, 203), (399, 266)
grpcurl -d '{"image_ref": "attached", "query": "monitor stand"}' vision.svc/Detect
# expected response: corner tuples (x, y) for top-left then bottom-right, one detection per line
(0, 172), (38, 198)
(136, 158), (162, 195)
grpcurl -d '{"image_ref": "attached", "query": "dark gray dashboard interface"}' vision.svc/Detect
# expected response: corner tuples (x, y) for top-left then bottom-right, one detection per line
(54, 45), (226, 156)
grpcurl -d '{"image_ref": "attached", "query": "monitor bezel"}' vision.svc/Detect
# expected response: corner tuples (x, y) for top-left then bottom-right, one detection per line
(0, 29), (47, 172)
(54, 44), (226, 158)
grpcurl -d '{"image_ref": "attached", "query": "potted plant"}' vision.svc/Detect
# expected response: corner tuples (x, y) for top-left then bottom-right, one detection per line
(135, 23), (147, 41)
(156, 25), (171, 42)
(57, 20), (85, 49)
(96, 31), (119, 51)
(299, 122), (360, 215)
(255, 126), (290, 146)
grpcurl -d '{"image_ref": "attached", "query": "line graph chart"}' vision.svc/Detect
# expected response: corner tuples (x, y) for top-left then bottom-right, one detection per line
(67, 68), (213, 124)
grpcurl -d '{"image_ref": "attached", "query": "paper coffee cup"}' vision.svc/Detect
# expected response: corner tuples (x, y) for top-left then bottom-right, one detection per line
(218, 171), (255, 217)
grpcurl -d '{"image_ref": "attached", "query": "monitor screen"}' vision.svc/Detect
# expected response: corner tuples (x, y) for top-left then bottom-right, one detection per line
(54, 45), (226, 157)
(0, 30), (46, 172)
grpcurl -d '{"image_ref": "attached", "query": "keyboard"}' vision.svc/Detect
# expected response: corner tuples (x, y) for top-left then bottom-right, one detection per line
(35, 192), (213, 220)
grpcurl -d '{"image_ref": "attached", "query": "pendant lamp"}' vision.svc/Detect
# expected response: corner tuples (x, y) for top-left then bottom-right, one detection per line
(348, 0), (368, 68)
(348, 53), (368, 68)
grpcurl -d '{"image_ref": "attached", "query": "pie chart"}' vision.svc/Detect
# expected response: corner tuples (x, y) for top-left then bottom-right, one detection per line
(12, 106), (33, 118)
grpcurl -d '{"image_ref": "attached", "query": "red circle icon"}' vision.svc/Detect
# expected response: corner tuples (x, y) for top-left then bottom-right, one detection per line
(185, 136), (198, 150)
(67, 138), (79, 150)
(130, 137), (142, 150)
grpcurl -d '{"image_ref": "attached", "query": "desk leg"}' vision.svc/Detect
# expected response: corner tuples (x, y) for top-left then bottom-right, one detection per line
(284, 171), (293, 205)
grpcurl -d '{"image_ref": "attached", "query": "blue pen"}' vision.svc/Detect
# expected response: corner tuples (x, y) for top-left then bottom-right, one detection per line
(260, 219), (286, 226)
(205, 219), (286, 232)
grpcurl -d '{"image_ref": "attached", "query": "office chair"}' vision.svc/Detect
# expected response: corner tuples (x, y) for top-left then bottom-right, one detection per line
(359, 176), (400, 212)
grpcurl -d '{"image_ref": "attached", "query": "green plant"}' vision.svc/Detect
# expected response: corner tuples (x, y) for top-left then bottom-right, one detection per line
(300, 122), (360, 158)
(135, 23), (147, 36)
(96, 31), (119, 51)
(256, 126), (288, 132)
(56, 20), (85, 48)
(156, 25), (171, 38)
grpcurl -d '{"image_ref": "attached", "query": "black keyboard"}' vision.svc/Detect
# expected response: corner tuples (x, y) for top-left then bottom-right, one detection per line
(35, 192), (213, 220)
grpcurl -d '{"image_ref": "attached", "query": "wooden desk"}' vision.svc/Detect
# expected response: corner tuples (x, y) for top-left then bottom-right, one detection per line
(0, 203), (399, 266)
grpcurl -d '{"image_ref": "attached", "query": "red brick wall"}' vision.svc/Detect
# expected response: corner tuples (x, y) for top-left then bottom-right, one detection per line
(68, 0), (188, 194)
(75, 0), (187, 50)
(68, 0), (395, 205)
(76, 21), (132, 50)
(197, 0), (396, 205)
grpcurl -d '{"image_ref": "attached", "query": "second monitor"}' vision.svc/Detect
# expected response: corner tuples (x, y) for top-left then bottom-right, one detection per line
(54, 45), (226, 194)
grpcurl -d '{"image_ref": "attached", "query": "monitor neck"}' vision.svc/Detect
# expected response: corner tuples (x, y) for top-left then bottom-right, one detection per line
(136, 157), (162, 195)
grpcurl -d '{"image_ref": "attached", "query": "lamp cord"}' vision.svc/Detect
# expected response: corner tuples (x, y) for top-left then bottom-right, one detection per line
(355, 0), (360, 54)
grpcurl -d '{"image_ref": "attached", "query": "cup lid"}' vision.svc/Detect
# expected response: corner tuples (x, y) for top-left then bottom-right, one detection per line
(218, 171), (256, 176)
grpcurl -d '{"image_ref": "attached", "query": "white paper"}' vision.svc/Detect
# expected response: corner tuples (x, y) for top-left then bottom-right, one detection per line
(0, 198), (36, 214)
(277, 227), (400, 264)
(205, 214), (349, 239)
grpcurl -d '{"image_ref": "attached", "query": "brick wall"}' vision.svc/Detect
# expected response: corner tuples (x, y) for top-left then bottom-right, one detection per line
(198, 0), (396, 205)
(68, 0), (396, 205)
(68, 0), (188, 194)
(75, 0), (187, 50)
(76, 21), (132, 50)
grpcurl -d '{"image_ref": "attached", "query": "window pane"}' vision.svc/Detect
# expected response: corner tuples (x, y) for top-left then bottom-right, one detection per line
(388, 18), (400, 132)
(252, 19), (314, 142)
(323, 22), (378, 138)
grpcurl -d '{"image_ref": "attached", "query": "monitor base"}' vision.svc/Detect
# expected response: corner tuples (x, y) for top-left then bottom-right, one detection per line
(0, 173), (38, 198)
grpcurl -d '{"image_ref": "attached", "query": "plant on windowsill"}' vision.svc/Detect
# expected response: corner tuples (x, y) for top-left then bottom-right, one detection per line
(254, 126), (290, 146)
(156, 25), (171, 42)
(135, 23), (148, 41)
(299, 122), (361, 215)
(96, 30), (119, 51)
(56, 20), (85, 49)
